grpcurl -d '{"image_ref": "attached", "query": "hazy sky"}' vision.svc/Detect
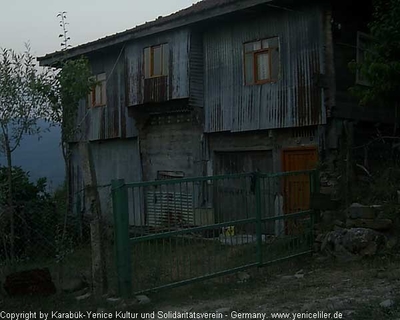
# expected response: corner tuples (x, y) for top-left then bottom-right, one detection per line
(0, 0), (196, 57)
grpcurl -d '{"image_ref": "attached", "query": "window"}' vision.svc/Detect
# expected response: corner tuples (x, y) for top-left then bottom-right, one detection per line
(144, 43), (169, 78)
(356, 32), (374, 86)
(88, 73), (107, 108)
(244, 37), (279, 85)
(157, 170), (185, 180)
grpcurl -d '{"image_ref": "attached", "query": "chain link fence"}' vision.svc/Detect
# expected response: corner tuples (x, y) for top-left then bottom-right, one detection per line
(0, 181), (118, 297)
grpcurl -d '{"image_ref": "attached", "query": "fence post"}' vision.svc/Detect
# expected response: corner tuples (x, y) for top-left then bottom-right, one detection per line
(310, 170), (320, 245)
(255, 172), (263, 266)
(111, 179), (132, 298)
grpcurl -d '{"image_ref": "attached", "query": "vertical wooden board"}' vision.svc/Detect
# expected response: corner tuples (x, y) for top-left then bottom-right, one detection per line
(282, 147), (318, 234)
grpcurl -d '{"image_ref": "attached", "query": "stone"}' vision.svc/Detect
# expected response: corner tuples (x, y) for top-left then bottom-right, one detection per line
(386, 235), (398, 250)
(107, 297), (122, 304)
(61, 274), (88, 293)
(315, 234), (325, 243)
(237, 272), (250, 282)
(347, 203), (376, 219)
(321, 228), (386, 259)
(216, 308), (231, 314)
(334, 220), (345, 227)
(136, 294), (151, 305)
(75, 292), (91, 300)
(4, 268), (56, 296)
(380, 299), (395, 309)
(346, 218), (393, 231)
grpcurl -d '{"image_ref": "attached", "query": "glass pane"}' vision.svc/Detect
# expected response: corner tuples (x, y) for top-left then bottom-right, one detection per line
(256, 52), (270, 81)
(101, 82), (107, 105)
(88, 93), (92, 108)
(245, 53), (254, 84)
(244, 41), (261, 53)
(162, 43), (169, 76)
(263, 37), (279, 49)
(152, 46), (162, 76)
(95, 84), (102, 105)
(144, 47), (151, 78)
(97, 73), (106, 81)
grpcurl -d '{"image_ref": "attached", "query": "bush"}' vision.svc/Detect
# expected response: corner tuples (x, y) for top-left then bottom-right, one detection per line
(0, 166), (58, 262)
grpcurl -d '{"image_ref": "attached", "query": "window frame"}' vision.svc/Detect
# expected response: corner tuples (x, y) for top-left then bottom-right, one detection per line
(144, 43), (169, 79)
(243, 37), (279, 86)
(88, 73), (107, 108)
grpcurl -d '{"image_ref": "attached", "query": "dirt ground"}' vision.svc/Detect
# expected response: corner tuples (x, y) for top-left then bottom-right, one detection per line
(1, 253), (400, 319)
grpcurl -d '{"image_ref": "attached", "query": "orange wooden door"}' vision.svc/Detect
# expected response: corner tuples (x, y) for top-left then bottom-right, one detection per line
(282, 148), (318, 234)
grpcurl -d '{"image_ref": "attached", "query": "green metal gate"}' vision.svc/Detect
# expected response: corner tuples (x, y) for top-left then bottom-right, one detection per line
(111, 170), (319, 297)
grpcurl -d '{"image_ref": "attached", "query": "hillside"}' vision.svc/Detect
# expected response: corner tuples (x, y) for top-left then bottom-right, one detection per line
(0, 121), (65, 190)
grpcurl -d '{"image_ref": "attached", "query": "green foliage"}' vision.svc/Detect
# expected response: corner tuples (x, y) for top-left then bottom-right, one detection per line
(48, 57), (95, 146)
(350, 0), (400, 107)
(0, 46), (53, 154)
(0, 166), (57, 260)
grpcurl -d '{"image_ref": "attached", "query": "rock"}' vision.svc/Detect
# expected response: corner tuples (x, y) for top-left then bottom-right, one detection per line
(4, 268), (56, 296)
(75, 292), (91, 300)
(321, 228), (386, 259)
(380, 299), (395, 309)
(61, 274), (88, 293)
(346, 218), (393, 231)
(107, 297), (122, 304)
(315, 234), (325, 243)
(136, 294), (151, 305)
(334, 220), (345, 227)
(347, 203), (376, 219)
(386, 235), (398, 250)
(237, 272), (250, 282)
(301, 302), (317, 312)
(216, 308), (231, 314)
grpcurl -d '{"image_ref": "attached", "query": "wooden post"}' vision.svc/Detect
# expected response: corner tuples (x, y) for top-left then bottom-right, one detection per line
(79, 142), (108, 297)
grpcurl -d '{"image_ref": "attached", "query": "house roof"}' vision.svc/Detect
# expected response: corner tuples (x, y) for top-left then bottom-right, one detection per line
(38, 0), (281, 66)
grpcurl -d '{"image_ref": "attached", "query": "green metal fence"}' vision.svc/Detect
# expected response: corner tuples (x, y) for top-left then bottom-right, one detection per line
(111, 170), (319, 297)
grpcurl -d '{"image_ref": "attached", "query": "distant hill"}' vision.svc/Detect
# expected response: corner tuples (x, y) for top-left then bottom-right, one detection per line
(0, 121), (65, 191)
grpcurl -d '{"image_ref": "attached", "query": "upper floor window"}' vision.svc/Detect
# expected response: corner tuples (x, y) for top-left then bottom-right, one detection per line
(88, 73), (106, 108)
(356, 32), (373, 86)
(144, 43), (169, 78)
(244, 37), (279, 85)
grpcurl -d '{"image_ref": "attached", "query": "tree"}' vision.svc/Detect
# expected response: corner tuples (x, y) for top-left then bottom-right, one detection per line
(46, 13), (95, 234)
(350, 0), (400, 114)
(0, 46), (53, 263)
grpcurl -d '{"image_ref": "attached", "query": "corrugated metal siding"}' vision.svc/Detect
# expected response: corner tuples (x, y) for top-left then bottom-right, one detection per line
(189, 32), (204, 108)
(126, 29), (190, 106)
(204, 6), (326, 133)
(70, 139), (142, 225)
(74, 48), (137, 142)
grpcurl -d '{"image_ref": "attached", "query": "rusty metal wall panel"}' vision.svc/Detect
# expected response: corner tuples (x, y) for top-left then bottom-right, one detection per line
(70, 139), (142, 225)
(73, 47), (138, 142)
(143, 77), (168, 103)
(204, 5), (326, 133)
(189, 32), (204, 108)
(125, 28), (190, 106)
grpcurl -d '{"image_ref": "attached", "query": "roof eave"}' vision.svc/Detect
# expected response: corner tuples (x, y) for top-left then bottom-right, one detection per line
(38, 0), (275, 66)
